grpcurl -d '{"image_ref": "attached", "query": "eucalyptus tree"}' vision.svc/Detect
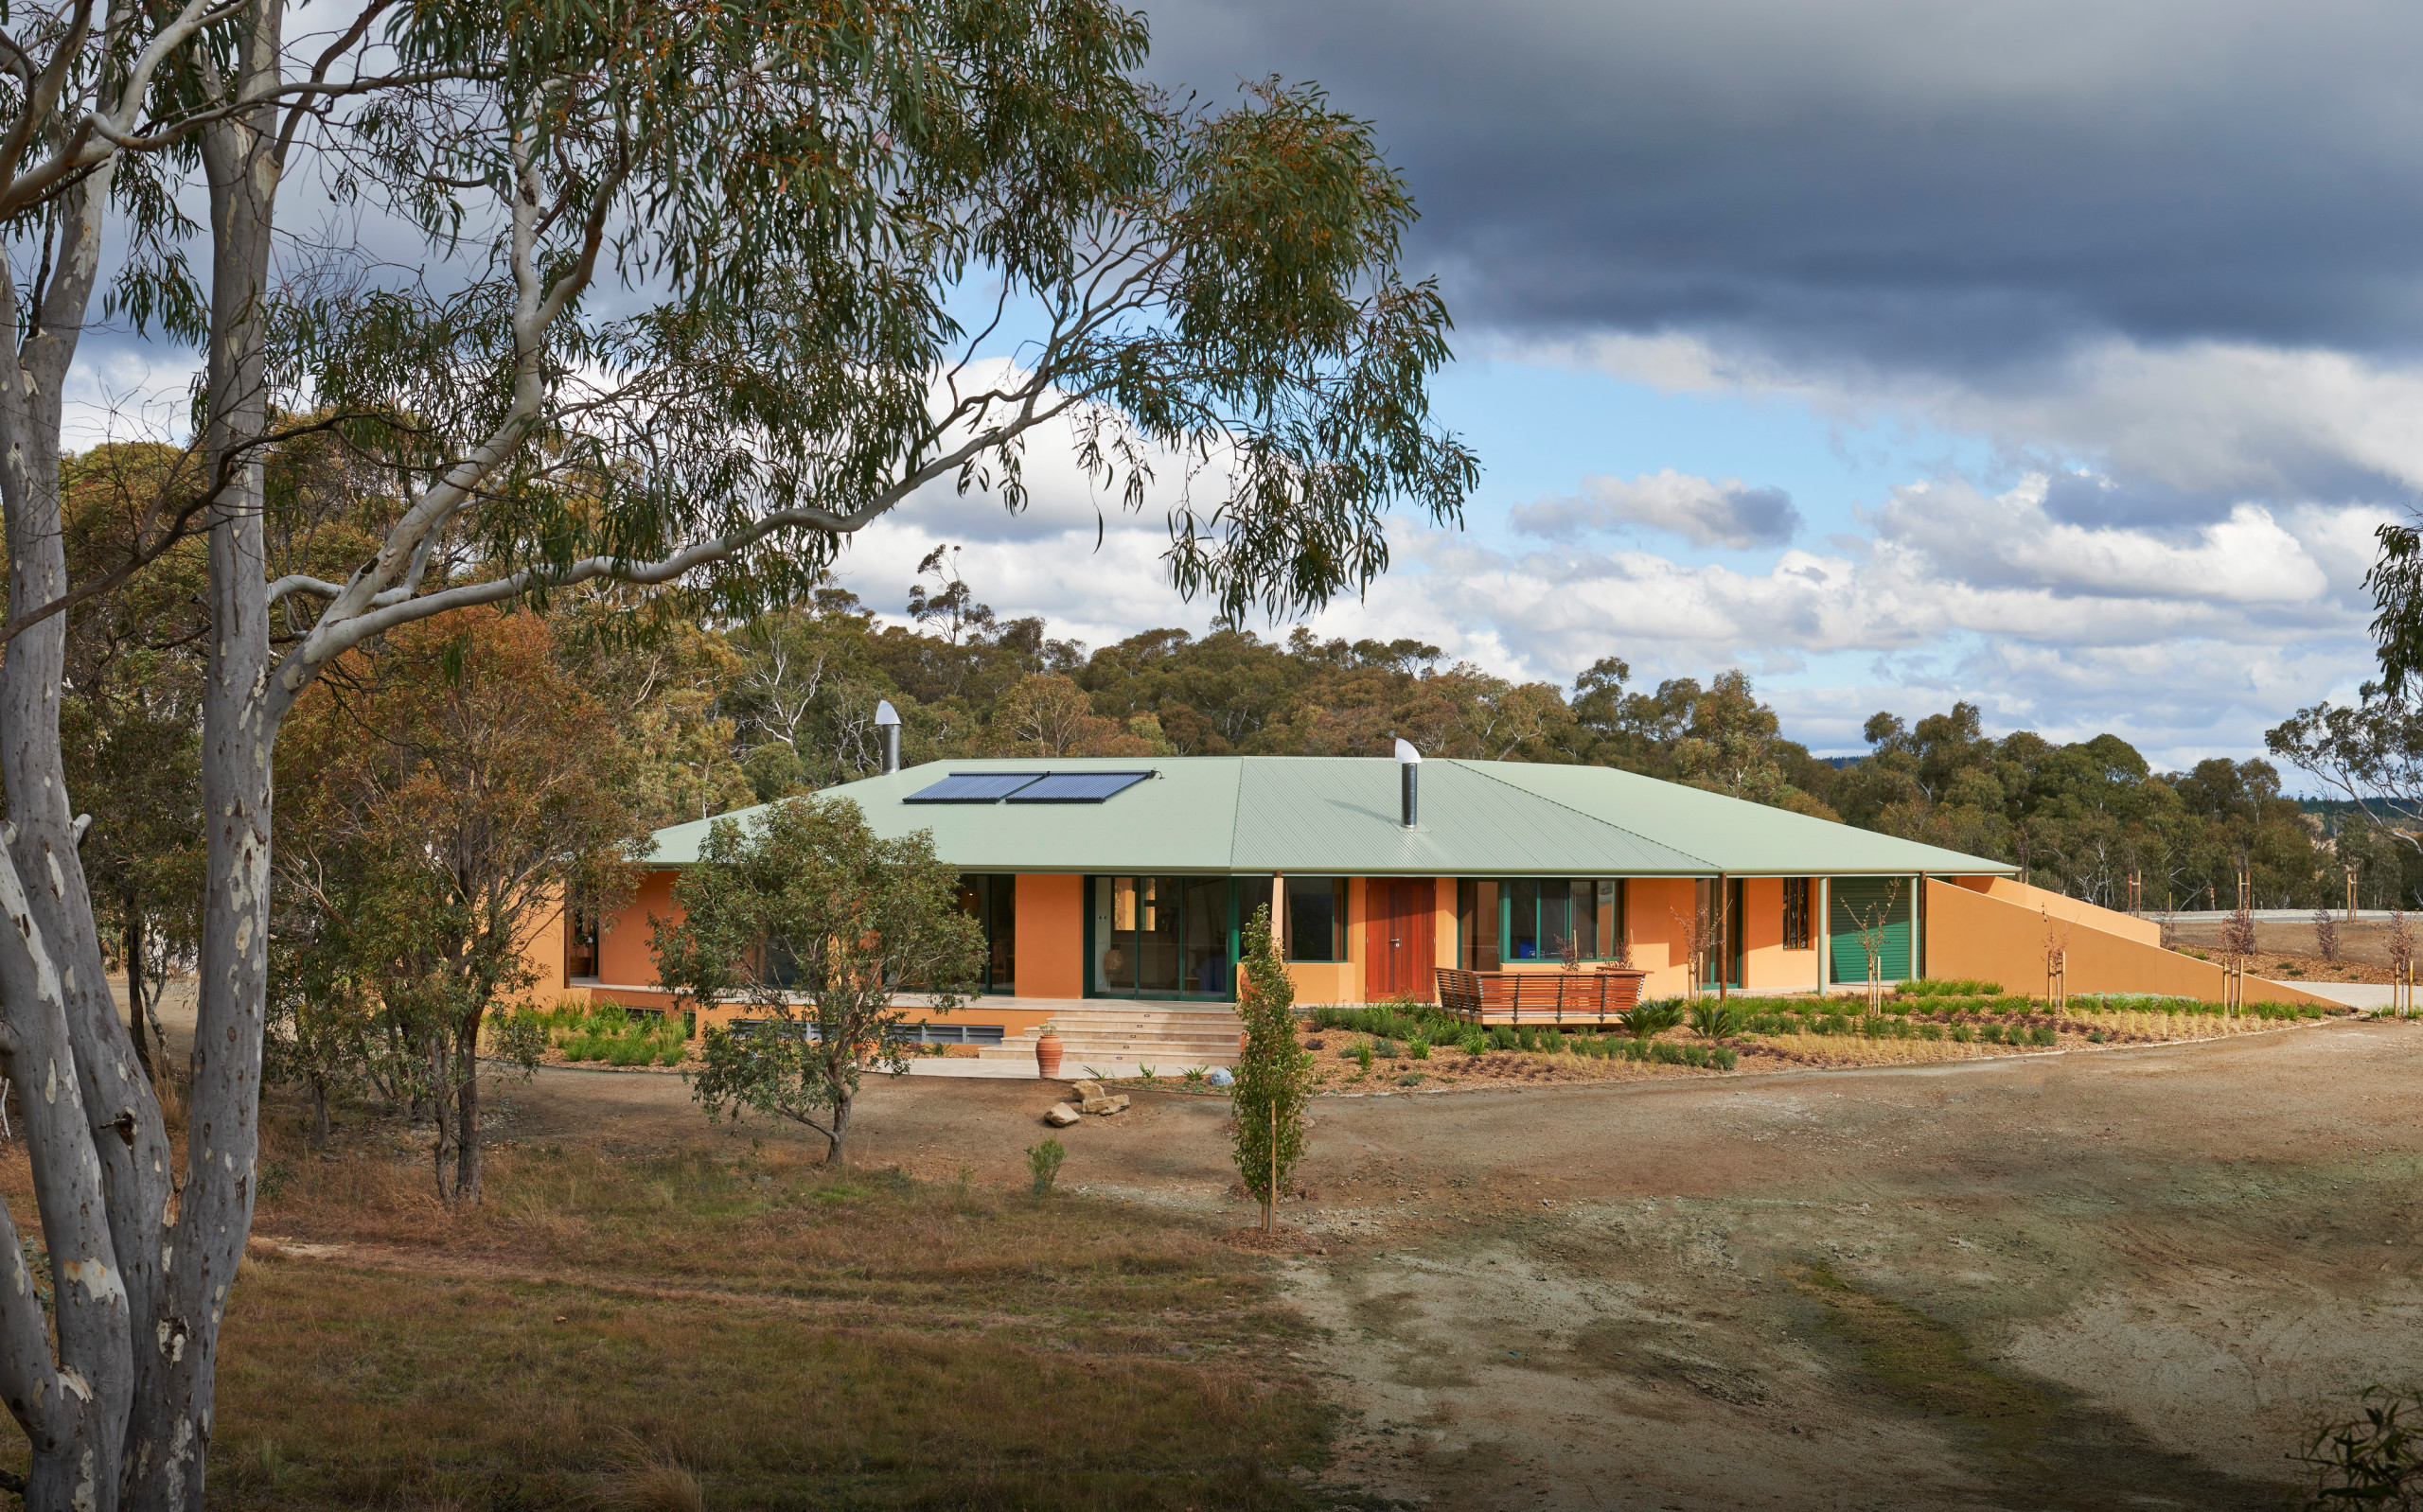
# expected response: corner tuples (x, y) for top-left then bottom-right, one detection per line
(0, 0), (1476, 1504)
(0, 4), (480, 1506)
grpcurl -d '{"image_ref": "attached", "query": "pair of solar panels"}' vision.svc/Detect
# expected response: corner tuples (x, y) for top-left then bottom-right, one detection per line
(902, 770), (1155, 805)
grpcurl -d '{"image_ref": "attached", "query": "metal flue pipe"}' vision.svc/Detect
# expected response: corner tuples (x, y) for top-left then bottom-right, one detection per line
(1394, 737), (1421, 827)
(875, 699), (902, 774)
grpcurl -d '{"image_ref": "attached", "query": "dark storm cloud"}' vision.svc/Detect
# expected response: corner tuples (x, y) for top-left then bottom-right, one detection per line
(1145, 0), (2423, 374)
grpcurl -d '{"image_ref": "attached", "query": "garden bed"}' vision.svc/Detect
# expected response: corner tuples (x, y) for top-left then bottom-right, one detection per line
(1108, 987), (2360, 1098)
(519, 1003), (691, 1072)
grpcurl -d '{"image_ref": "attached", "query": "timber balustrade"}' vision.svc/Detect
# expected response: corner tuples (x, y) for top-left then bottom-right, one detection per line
(1434, 966), (1649, 1026)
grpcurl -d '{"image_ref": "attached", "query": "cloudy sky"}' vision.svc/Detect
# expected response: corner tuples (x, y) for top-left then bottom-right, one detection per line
(827, 0), (2422, 771)
(65, 0), (2411, 770)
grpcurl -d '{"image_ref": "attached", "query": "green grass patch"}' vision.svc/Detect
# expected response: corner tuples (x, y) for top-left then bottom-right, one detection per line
(1795, 1261), (2058, 1456)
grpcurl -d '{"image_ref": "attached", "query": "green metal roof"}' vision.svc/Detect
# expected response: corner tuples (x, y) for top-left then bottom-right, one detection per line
(1465, 761), (2016, 877)
(645, 755), (2015, 877)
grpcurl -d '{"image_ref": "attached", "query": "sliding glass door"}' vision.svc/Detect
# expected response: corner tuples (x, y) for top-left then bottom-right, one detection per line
(1088, 875), (1242, 999)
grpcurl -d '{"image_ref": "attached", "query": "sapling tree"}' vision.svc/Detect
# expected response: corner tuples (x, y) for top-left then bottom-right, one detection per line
(658, 797), (985, 1166)
(1670, 900), (1721, 1002)
(1231, 904), (1309, 1233)
(1846, 882), (1903, 1013)
(2038, 904), (2074, 1011)
(2392, 908), (2417, 1017)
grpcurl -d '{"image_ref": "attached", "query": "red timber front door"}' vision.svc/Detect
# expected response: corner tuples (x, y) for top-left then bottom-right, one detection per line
(1364, 878), (1437, 1001)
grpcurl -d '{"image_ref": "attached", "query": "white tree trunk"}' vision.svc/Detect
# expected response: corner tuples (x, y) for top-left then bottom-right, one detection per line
(121, 9), (288, 1503)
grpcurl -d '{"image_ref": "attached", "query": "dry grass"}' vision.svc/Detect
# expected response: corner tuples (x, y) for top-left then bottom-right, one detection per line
(0, 1093), (1332, 1510)
(252, 1137), (1290, 1327)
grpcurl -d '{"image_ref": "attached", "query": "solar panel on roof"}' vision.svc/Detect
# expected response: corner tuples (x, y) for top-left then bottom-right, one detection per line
(902, 772), (1046, 804)
(1004, 770), (1154, 803)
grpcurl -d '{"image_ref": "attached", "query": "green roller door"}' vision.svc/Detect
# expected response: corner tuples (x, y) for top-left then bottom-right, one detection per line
(1829, 877), (1913, 984)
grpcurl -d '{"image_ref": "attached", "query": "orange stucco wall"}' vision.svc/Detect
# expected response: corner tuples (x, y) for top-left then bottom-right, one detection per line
(573, 866), (2266, 1018)
(596, 870), (679, 986)
(1608, 877), (1686, 998)
(1741, 876), (1825, 993)
(1014, 873), (1085, 998)
(1950, 875), (2161, 947)
(1922, 878), (2330, 1006)
(507, 886), (593, 1010)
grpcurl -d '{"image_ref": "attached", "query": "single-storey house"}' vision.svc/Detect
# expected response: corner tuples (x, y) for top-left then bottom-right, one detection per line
(520, 747), (2330, 1064)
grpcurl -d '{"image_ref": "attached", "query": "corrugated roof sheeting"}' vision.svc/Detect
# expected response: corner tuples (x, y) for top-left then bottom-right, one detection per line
(642, 755), (2015, 877)
(1466, 761), (2016, 876)
(1229, 758), (1708, 874)
(645, 759), (1243, 870)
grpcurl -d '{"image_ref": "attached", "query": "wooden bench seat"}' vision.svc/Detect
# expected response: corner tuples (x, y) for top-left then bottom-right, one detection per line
(1434, 966), (1648, 1025)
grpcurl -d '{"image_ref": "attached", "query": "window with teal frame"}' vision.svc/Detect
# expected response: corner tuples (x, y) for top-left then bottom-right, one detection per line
(1477, 879), (1626, 963)
(1084, 875), (1248, 999)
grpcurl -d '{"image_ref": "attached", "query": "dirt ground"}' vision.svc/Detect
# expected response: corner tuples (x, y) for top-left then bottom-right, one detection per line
(2170, 916), (2412, 984)
(432, 1017), (2423, 1512)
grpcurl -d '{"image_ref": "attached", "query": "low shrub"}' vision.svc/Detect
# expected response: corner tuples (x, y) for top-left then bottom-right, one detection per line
(1026, 1137), (1065, 1197)
(1513, 1027), (1538, 1052)
(1408, 1037), (1431, 1060)
(1372, 1037), (1398, 1060)
(1355, 1044), (1374, 1070)
(1711, 1046), (1738, 1070)
(2028, 1025), (2057, 1046)
(1540, 1028), (1567, 1054)
(1650, 1041), (1685, 1065)
(1689, 1001), (1740, 1040)
(1460, 1030), (1489, 1056)
(1979, 1024), (2005, 1045)
(1316, 999), (1460, 1044)
(1951, 1024), (1973, 1043)
(1919, 1023), (1943, 1042)
(2291, 1385), (2423, 1507)
(1489, 1026), (1519, 1051)
(1898, 978), (2005, 998)
(1624, 999), (1687, 1040)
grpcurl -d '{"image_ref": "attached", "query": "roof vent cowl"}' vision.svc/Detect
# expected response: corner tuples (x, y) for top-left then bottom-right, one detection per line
(876, 700), (902, 775)
(1394, 737), (1421, 829)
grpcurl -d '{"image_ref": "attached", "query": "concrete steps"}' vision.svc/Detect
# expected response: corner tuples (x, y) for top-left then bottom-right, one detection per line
(975, 1004), (1243, 1068)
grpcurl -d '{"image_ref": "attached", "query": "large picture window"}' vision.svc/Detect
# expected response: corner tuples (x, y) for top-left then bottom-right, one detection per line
(1459, 878), (1626, 966)
(1283, 876), (1348, 962)
(1087, 876), (1240, 999)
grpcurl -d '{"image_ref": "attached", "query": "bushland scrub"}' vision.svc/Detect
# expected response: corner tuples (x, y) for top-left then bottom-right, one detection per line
(0, 1084), (1333, 1509)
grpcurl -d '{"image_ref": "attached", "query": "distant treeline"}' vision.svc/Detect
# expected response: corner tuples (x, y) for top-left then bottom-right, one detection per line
(706, 552), (2406, 913)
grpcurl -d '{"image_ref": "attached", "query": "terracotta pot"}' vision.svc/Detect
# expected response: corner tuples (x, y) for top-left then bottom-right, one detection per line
(1035, 1032), (1064, 1080)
